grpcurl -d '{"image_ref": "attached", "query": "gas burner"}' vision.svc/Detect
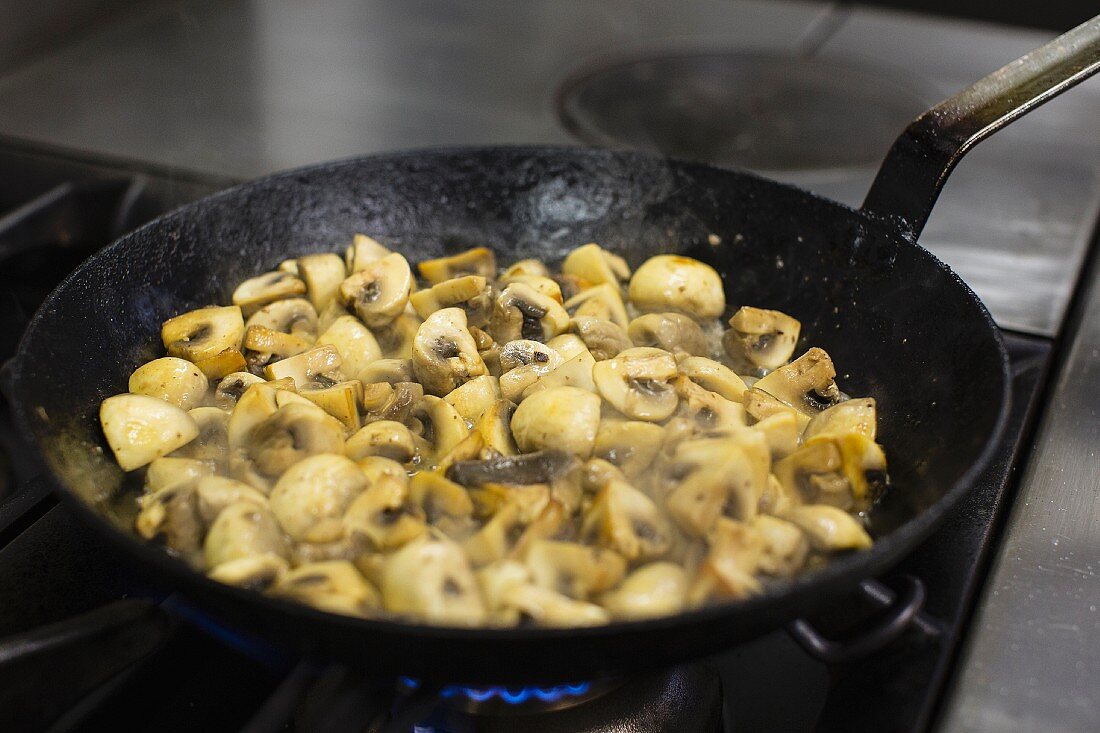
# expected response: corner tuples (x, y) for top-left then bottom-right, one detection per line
(556, 51), (933, 176)
(398, 676), (613, 713)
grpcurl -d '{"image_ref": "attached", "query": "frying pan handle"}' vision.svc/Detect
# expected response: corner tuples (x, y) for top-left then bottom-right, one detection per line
(861, 15), (1100, 239)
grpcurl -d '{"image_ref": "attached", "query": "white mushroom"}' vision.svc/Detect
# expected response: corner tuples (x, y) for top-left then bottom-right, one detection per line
(338, 252), (414, 328)
(204, 500), (288, 568)
(409, 275), (493, 327)
(511, 386), (601, 457)
(344, 475), (427, 550)
(170, 407), (230, 465)
(627, 313), (708, 356)
(194, 475), (268, 523)
(145, 456), (215, 492)
(581, 478), (673, 561)
(564, 283), (630, 329)
(268, 454), (368, 542)
(361, 381), (423, 425)
(246, 403), (346, 479)
(296, 253), (347, 311)
(417, 247), (496, 284)
(724, 306), (801, 371)
(750, 515), (809, 577)
(161, 305), (245, 363)
(663, 435), (768, 537)
(232, 271), (307, 315)
(442, 375), (501, 422)
(592, 419), (664, 479)
(208, 555), (289, 592)
(521, 350), (597, 398)
(782, 505), (873, 551)
(411, 307), (488, 396)
(245, 298), (318, 339)
(345, 420), (419, 464)
(803, 398), (877, 441)
(628, 255), (725, 319)
(409, 395), (471, 458)
(345, 233), (392, 273)
(751, 411), (800, 459)
(380, 535), (487, 625)
(497, 340), (564, 402)
(128, 357), (208, 410)
(599, 563), (687, 620)
(489, 283), (570, 343)
(523, 540), (626, 600)
(570, 316), (632, 361)
(227, 382), (281, 449)
(688, 519), (764, 605)
(271, 561), (381, 617)
(135, 484), (204, 558)
(753, 347), (841, 417)
(359, 358), (415, 385)
(316, 315), (382, 381)
(561, 242), (630, 288)
(678, 356), (747, 401)
(213, 371), (265, 411)
(672, 375), (747, 432)
(592, 347), (679, 422)
(299, 381), (363, 431)
(100, 394), (199, 471)
(263, 344), (343, 387)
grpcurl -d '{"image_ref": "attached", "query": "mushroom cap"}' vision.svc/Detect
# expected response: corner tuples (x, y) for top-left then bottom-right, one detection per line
(345, 420), (419, 463)
(232, 271), (307, 315)
(161, 305), (245, 363)
(128, 357), (209, 410)
(570, 316), (632, 362)
(100, 394), (200, 472)
(599, 562), (687, 620)
(628, 255), (725, 319)
(204, 501), (288, 568)
(338, 252), (414, 328)
(296, 253), (347, 311)
(411, 307), (488, 396)
(725, 306), (801, 371)
(592, 347), (679, 422)
(245, 298), (319, 337)
(316, 315), (382, 381)
(628, 313), (709, 357)
(380, 536), (487, 625)
(269, 454), (368, 542)
(510, 386), (601, 457)
(247, 402), (347, 478)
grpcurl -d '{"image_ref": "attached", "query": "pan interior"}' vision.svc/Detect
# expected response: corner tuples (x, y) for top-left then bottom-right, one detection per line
(11, 147), (1006, 635)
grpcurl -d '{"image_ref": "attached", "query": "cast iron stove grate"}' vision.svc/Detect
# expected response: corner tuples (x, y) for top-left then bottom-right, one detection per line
(0, 140), (1056, 732)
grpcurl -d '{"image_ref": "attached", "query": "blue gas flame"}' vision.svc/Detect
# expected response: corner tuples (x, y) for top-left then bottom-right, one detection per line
(400, 677), (592, 704)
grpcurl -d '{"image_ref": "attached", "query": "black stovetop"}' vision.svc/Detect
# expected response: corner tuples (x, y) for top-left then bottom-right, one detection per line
(0, 141), (1054, 732)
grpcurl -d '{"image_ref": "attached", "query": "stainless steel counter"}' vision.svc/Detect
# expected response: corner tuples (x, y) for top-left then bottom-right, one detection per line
(939, 246), (1100, 732)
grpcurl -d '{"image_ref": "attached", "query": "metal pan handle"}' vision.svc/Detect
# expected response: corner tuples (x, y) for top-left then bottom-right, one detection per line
(861, 14), (1100, 239)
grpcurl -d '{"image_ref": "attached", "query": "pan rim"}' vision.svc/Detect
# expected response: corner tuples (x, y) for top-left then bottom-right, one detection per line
(7, 145), (1012, 650)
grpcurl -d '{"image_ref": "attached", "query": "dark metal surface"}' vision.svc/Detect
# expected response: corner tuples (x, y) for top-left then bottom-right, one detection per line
(6, 145), (1009, 682)
(862, 14), (1100, 237)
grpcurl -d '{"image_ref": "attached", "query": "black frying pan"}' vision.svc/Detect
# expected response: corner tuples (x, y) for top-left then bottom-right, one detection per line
(6, 18), (1099, 683)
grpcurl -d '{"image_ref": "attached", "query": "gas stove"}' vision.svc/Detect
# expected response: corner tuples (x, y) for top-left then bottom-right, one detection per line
(0, 2), (1098, 731)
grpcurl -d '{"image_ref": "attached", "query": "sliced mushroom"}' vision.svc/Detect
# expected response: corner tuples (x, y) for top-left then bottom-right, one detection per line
(581, 478), (672, 561)
(243, 325), (313, 375)
(570, 316), (632, 361)
(442, 375), (500, 422)
(462, 502), (527, 566)
(628, 255), (725, 319)
(246, 402), (346, 479)
(489, 283), (571, 343)
(501, 275), (562, 303)
(232, 271), (307, 315)
(135, 483), (204, 558)
(627, 313), (709, 356)
(475, 559), (533, 624)
(292, 533), (372, 567)
(316, 315), (382, 380)
(269, 454), (368, 542)
(750, 515), (809, 577)
(501, 583), (611, 627)
(599, 563), (687, 620)
(316, 299), (351, 335)
(338, 252), (414, 328)
(664, 436), (768, 536)
(296, 253), (347, 311)
(128, 357), (208, 410)
(278, 258), (299, 275)
(561, 242), (630, 289)
(375, 313), (423, 360)
(227, 382), (281, 448)
(145, 456), (215, 492)
(208, 555), (288, 592)
(408, 470), (474, 527)
(100, 394), (199, 471)
(592, 347), (679, 422)
(724, 306), (801, 371)
(677, 356), (747, 401)
(409, 395), (470, 458)
(564, 283), (630, 329)
(300, 381), (363, 431)
(192, 347), (248, 380)
(171, 407), (230, 465)
(417, 246), (496, 284)
(356, 455), (410, 486)
(742, 388), (809, 430)
(545, 333), (590, 361)
(501, 258), (549, 280)
(360, 358), (415, 385)
(673, 375), (747, 431)
(497, 340), (564, 402)
(773, 437), (879, 511)
(521, 350), (596, 398)
(511, 386), (600, 457)
(751, 411), (800, 459)
(446, 449), (578, 488)
(380, 535), (487, 625)
(245, 298), (318, 339)
(688, 519), (764, 605)
(264, 344), (343, 387)
(409, 275), (493, 327)
(194, 475), (267, 524)
(361, 381), (423, 425)
(753, 347), (841, 417)
(204, 500), (288, 568)
(803, 398), (877, 441)
(808, 433), (887, 504)
(523, 540), (626, 600)
(472, 399), (519, 456)
(344, 475), (428, 550)
(346, 233), (392, 273)
(346, 420), (419, 463)
(161, 305), (245, 363)
(411, 307), (488, 396)
(592, 419), (664, 480)
(782, 505), (873, 551)
(213, 371), (266, 411)
(468, 482), (550, 523)
(272, 561), (381, 617)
